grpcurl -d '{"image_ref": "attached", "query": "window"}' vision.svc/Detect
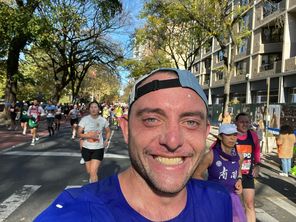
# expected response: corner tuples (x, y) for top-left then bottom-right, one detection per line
(260, 53), (281, 71)
(216, 71), (224, 80)
(204, 39), (212, 54)
(236, 60), (248, 75)
(204, 58), (211, 73)
(288, 88), (296, 103)
(204, 74), (210, 85)
(254, 90), (278, 104)
(241, 0), (249, 6)
(262, 27), (283, 43)
(263, 1), (281, 18)
(238, 38), (248, 54)
(193, 63), (200, 73)
(216, 50), (224, 63)
(240, 13), (251, 31)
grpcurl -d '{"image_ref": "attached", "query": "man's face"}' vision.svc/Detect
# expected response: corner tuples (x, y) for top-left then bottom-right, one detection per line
(122, 72), (210, 194)
(235, 115), (250, 134)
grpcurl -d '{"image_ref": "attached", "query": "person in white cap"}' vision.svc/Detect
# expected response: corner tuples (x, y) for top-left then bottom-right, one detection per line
(35, 68), (232, 222)
(193, 123), (246, 222)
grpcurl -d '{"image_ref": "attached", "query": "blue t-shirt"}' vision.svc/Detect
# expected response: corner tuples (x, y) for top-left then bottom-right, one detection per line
(34, 175), (232, 222)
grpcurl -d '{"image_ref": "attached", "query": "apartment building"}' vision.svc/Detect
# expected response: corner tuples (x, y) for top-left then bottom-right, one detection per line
(192, 0), (296, 106)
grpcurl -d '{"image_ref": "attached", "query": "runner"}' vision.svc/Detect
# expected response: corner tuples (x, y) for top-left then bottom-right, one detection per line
(68, 104), (80, 140)
(78, 101), (111, 183)
(28, 100), (45, 146)
(54, 102), (62, 132)
(235, 112), (261, 222)
(44, 100), (56, 136)
(193, 124), (246, 222)
(20, 103), (29, 135)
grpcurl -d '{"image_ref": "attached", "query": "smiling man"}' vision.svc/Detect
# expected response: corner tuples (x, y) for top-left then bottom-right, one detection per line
(35, 68), (232, 222)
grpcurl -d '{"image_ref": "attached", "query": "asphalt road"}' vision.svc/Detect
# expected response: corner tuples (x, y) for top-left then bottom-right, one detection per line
(0, 126), (295, 222)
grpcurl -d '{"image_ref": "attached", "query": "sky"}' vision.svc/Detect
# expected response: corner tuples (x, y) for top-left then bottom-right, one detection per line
(113, 0), (145, 90)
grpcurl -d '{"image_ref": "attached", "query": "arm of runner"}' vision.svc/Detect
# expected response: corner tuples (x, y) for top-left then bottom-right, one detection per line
(103, 127), (111, 147)
(251, 131), (261, 177)
(192, 150), (213, 180)
(235, 153), (244, 195)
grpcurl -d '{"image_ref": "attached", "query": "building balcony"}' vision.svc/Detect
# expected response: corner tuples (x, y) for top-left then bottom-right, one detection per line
(212, 79), (224, 87)
(212, 61), (224, 69)
(255, 0), (286, 28)
(257, 61), (282, 76)
(201, 79), (211, 88)
(259, 42), (283, 53)
(233, 72), (248, 82)
(263, 0), (285, 18)
(285, 57), (296, 72)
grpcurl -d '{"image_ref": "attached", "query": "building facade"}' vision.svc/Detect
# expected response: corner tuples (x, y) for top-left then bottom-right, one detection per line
(191, 0), (296, 106)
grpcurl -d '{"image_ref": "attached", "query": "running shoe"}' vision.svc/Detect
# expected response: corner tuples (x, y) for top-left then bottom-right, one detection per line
(279, 172), (288, 177)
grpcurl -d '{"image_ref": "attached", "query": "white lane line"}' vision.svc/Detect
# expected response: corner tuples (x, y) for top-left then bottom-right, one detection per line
(266, 197), (296, 217)
(65, 185), (82, 190)
(2, 151), (129, 159)
(255, 208), (279, 222)
(0, 185), (41, 222)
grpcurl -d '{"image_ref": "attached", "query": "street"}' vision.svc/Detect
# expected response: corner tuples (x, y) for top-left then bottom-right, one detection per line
(0, 126), (295, 222)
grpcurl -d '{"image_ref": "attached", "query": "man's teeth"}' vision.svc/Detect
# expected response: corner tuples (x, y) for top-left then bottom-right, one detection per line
(155, 156), (183, 165)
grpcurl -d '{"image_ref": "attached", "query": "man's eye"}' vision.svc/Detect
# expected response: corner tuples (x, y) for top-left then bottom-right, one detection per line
(143, 118), (158, 124)
(186, 120), (199, 128)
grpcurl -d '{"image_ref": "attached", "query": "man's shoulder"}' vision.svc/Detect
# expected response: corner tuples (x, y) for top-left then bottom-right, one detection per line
(34, 176), (119, 222)
(187, 179), (232, 221)
(189, 178), (230, 197)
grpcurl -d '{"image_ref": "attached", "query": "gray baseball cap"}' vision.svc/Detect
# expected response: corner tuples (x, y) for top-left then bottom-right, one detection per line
(128, 68), (208, 110)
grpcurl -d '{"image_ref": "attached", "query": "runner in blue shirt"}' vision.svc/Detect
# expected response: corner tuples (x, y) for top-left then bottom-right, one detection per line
(35, 68), (232, 222)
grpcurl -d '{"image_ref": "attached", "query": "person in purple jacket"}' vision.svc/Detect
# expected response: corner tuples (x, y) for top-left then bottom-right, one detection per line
(193, 123), (246, 222)
(35, 68), (232, 222)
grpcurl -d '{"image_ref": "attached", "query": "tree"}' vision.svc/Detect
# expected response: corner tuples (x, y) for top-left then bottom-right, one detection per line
(80, 65), (120, 103)
(0, 0), (42, 107)
(175, 0), (251, 117)
(32, 0), (124, 103)
(134, 0), (209, 70)
(123, 50), (172, 79)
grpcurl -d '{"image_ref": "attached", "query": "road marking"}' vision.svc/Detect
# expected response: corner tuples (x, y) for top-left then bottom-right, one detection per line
(2, 151), (129, 159)
(255, 208), (279, 222)
(65, 185), (82, 189)
(0, 185), (41, 222)
(266, 196), (296, 217)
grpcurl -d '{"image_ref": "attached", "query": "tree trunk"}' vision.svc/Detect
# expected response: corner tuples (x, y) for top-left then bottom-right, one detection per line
(4, 37), (27, 117)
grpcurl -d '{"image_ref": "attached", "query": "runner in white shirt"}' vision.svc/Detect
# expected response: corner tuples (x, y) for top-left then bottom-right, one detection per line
(27, 99), (45, 145)
(78, 101), (111, 183)
(68, 104), (80, 139)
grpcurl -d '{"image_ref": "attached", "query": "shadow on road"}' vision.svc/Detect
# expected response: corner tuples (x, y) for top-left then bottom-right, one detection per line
(256, 172), (296, 204)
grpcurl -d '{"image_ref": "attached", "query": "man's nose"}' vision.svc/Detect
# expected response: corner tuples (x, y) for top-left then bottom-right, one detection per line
(159, 122), (184, 152)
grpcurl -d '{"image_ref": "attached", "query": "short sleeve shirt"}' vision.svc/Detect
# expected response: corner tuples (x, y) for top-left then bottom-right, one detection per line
(78, 115), (109, 149)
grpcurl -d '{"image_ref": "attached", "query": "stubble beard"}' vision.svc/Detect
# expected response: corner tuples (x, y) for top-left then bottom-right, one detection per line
(128, 140), (189, 196)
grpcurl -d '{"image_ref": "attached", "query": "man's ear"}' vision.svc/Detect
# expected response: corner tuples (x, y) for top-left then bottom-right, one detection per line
(118, 115), (128, 144)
